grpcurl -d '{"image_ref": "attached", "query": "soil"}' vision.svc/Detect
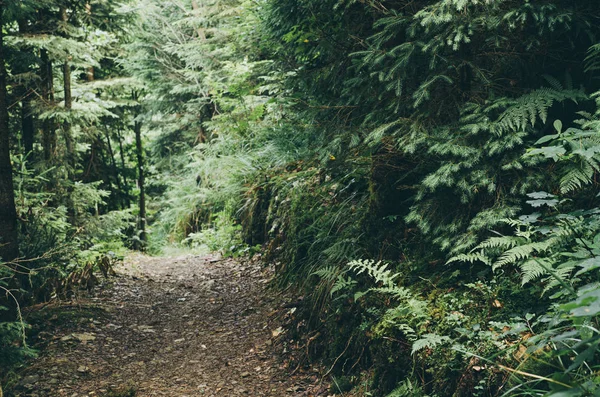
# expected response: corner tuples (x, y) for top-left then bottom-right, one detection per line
(8, 254), (331, 397)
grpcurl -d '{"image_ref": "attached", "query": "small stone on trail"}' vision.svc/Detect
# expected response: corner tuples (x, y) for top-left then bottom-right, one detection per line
(72, 333), (97, 342)
(21, 375), (40, 386)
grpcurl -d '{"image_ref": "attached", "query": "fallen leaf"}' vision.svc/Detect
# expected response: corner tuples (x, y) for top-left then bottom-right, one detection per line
(271, 327), (283, 337)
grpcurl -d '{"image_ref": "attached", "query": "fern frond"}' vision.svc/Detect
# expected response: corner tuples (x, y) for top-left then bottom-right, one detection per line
(372, 286), (412, 300)
(496, 89), (584, 134)
(521, 259), (548, 285)
(312, 265), (340, 282)
(493, 240), (556, 269)
(331, 275), (358, 296)
(411, 333), (451, 355)
(542, 75), (564, 91)
(447, 252), (491, 266)
(475, 236), (522, 251)
(348, 259), (400, 289)
(386, 380), (422, 397)
(559, 161), (594, 194)
(543, 266), (576, 293)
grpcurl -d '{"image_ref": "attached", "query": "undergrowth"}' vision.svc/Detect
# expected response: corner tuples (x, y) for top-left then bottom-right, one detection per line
(125, 0), (600, 395)
(0, 166), (133, 386)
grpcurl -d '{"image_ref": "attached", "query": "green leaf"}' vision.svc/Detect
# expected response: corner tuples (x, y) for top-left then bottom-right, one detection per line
(527, 191), (556, 200)
(527, 199), (559, 208)
(561, 284), (600, 317)
(553, 119), (563, 134)
(535, 133), (559, 145)
(545, 388), (584, 397)
(526, 192), (559, 208)
(528, 146), (567, 161)
(575, 257), (600, 276)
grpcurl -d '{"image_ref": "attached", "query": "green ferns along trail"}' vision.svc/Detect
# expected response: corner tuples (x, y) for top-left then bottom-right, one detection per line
(3, 0), (600, 396)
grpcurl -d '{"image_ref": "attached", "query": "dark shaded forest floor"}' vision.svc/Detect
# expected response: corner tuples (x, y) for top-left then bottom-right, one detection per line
(9, 254), (330, 397)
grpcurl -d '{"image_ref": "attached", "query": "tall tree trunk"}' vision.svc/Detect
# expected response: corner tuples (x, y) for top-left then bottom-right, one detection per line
(21, 96), (34, 156)
(62, 8), (73, 168)
(134, 119), (146, 249)
(17, 20), (34, 157)
(117, 127), (131, 208)
(104, 130), (124, 208)
(40, 49), (56, 163)
(61, 6), (76, 224)
(86, 67), (94, 82)
(0, 2), (19, 261)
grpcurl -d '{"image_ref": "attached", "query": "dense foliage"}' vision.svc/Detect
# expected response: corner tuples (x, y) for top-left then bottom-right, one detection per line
(0, 0), (142, 388)
(3, 0), (600, 395)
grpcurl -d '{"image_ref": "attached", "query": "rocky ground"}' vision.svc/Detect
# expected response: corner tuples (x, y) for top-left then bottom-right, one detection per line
(8, 254), (331, 397)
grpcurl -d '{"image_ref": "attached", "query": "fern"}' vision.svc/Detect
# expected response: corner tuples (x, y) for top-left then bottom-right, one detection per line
(494, 239), (557, 269)
(411, 333), (451, 355)
(447, 252), (492, 266)
(348, 259), (400, 289)
(312, 265), (340, 282)
(520, 258), (551, 286)
(496, 89), (584, 134)
(331, 275), (358, 296)
(527, 120), (600, 195)
(386, 379), (424, 397)
(372, 286), (413, 301)
(559, 160), (595, 194)
(475, 236), (523, 251)
(585, 43), (600, 72)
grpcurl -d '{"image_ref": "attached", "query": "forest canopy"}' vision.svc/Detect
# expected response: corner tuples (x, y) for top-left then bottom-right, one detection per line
(2, 0), (600, 396)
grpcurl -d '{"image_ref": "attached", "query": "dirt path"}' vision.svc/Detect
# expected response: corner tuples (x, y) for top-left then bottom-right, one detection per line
(10, 254), (328, 397)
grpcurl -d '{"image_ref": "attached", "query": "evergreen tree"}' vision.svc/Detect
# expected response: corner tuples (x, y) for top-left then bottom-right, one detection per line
(0, 0), (18, 261)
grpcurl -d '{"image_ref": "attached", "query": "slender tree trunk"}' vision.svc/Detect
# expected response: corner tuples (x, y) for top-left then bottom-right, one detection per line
(61, 6), (76, 224)
(21, 97), (34, 155)
(40, 49), (56, 163)
(62, 57), (73, 166)
(86, 67), (94, 82)
(134, 120), (146, 249)
(0, 2), (19, 261)
(17, 20), (34, 157)
(117, 127), (131, 208)
(104, 130), (124, 208)
(62, 38), (73, 170)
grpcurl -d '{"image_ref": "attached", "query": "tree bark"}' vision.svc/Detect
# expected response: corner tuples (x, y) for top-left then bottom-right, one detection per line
(134, 119), (146, 249)
(21, 96), (34, 155)
(40, 49), (56, 162)
(17, 20), (34, 156)
(86, 67), (94, 82)
(104, 130), (124, 208)
(61, 6), (76, 224)
(117, 127), (131, 208)
(0, 1), (20, 261)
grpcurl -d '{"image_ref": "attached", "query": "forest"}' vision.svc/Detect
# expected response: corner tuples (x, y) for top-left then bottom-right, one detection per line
(2, 0), (600, 396)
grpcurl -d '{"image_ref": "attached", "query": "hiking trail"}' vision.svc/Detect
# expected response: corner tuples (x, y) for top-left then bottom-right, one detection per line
(12, 254), (328, 397)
